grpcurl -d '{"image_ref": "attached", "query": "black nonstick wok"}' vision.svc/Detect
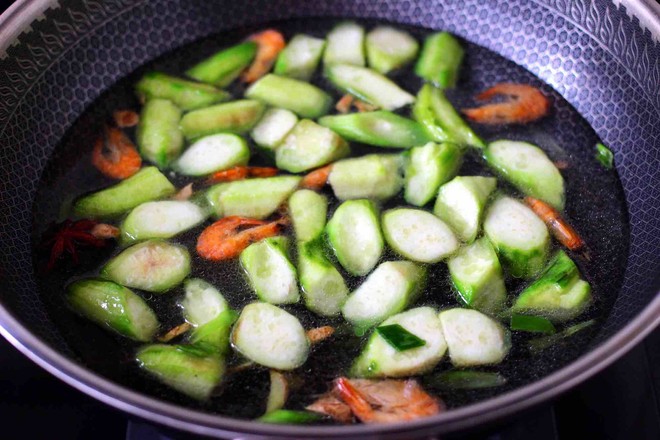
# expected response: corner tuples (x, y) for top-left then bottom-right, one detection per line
(0, 0), (659, 438)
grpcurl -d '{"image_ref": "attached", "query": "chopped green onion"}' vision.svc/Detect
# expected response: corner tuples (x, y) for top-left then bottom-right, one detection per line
(375, 323), (426, 351)
(173, 344), (216, 357)
(595, 142), (614, 169)
(528, 319), (595, 354)
(257, 409), (323, 424)
(510, 314), (556, 335)
(428, 370), (507, 390)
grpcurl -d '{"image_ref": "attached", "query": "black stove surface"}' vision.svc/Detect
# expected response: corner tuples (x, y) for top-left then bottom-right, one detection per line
(1, 326), (659, 439)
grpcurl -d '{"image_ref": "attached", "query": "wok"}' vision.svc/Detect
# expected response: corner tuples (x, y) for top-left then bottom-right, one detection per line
(0, 0), (659, 438)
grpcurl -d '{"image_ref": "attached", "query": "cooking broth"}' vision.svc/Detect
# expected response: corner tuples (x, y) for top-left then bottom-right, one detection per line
(31, 18), (629, 420)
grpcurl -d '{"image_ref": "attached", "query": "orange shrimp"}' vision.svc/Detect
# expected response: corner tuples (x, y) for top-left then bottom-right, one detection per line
(196, 216), (285, 261)
(462, 83), (550, 125)
(157, 322), (192, 342)
(91, 126), (142, 179)
(335, 94), (377, 113)
(306, 326), (335, 344)
(206, 166), (278, 184)
(113, 110), (139, 127)
(306, 393), (354, 424)
(333, 377), (442, 423)
(300, 165), (333, 191)
(241, 30), (286, 83)
(335, 94), (355, 114)
(524, 196), (584, 251)
(173, 183), (194, 201)
(90, 223), (120, 239)
(353, 99), (377, 112)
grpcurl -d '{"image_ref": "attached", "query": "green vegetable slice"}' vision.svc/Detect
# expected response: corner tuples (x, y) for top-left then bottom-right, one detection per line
(328, 154), (403, 202)
(136, 344), (224, 400)
(257, 410), (323, 424)
(289, 190), (328, 243)
(325, 64), (415, 110)
(366, 26), (419, 74)
(483, 196), (550, 279)
(510, 314), (556, 334)
(323, 21), (365, 67)
(447, 237), (507, 315)
(326, 199), (383, 276)
(250, 108), (298, 152)
(318, 111), (430, 148)
(417, 84), (485, 149)
(595, 142), (614, 169)
(511, 250), (591, 322)
(275, 119), (350, 173)
(206, 176), (301, 219)
(403, 142), (463, 207)
(137, 98), (184, 168)
(135, 72), (230, 110)
(434, 176), (498, 243)
(428, 370), (507, 390)
(350, 307), (446, 378)
(375, 324), (427, 352)
(297, 239), (349, 317)
(528, 319), (595, 354)
(245, 74), (332, 118)
(274, 34), (325, 81)
(73, 167), (175, 219)
(415, 32), (464, 88)
(240, 236), (300, 305)
(121, 200), (208, 244)
(179, 278), (228, 327)
(413, 84), (453, 143)
(102, 240), (191, 293)
(186, 41), (257, 87)
(265, 370), (289, 414)
(485, 140), (565, 210)
(172, 133), (250, 177)
(189, 309), (238, 355)
(180, 100), (265, 140)
(342, 261), (426, 329)
(66, 279), (159, 342)
(231, 302), (310, 370)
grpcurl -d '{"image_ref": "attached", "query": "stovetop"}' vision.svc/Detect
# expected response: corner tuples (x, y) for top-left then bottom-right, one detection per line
(1, 326), (659, 439)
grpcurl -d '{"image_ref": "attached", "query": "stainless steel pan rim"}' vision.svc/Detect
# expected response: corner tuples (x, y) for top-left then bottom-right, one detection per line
(0, 0), (659, 437)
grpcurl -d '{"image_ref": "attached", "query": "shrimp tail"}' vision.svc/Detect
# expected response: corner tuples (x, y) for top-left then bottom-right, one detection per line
(524, 196), (584, 251)
(354, 99), (378, 112)
(300, 165), (333, 191)
(206, 166), (278, 184)
(335, 94), (354, 114)
(306, 393), (353, 424)
(334, 377), (376, 423)
(335, 94), (377, 113)
(241, 30), (286, 83)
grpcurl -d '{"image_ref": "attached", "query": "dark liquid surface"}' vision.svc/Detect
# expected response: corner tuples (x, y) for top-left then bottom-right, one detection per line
(31, 18), (629, 420)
